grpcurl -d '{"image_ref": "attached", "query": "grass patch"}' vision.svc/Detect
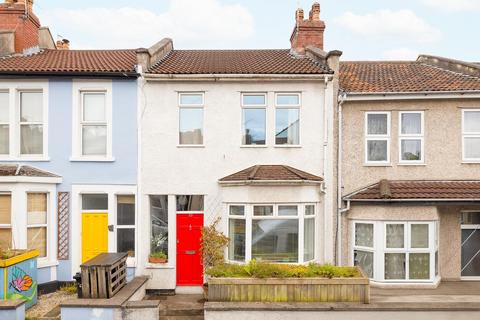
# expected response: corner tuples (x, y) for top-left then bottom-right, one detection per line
(206, 260), (361, 279)
(58, 283), (77, 295)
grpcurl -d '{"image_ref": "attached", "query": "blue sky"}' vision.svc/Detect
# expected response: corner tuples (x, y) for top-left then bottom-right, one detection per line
(35, 0), (479, 61)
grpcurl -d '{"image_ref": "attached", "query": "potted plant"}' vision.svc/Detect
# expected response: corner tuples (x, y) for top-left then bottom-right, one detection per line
(149, 251), (168, 264)
(200, 217), (230, 299)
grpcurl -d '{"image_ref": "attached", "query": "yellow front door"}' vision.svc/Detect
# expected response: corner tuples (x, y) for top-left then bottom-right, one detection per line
(82, 212), (108, 263)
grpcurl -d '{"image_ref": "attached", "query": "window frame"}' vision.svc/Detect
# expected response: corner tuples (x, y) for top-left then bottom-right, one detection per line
(0, 192), (12, 249)
(71, 81), (113, 162)
(274, 92), (301, 146)
(115, 194), (136, 258)
(80, 91), (108, 158)
(226, 203), (317, 264)
(241, 92), (267, 146)
(462, 109), (480, 162)
(0, 91), (10, 156)
(364, 111), (391, 165)
(178, 92), (205, 147)
(352, 220), (438, 283)
(175, 194), (204, 214)
(26, 192), (49, 259)
(398, 111), (424, 164)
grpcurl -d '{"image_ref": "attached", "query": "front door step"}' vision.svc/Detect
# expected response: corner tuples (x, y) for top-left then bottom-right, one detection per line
(156, 294), (204, 317)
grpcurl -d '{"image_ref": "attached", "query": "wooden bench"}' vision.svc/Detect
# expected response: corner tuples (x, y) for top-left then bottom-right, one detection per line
(81, 253), (128, 299)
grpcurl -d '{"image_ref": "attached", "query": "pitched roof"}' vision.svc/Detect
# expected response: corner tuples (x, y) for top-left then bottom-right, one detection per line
(340, 61), (480, 93)
(148, 50), (332, 75)
(344, 180), (480, 201)
(0, 164), (59, 177)
(0, 49), (138, 76)
(219, 165), (323, 183)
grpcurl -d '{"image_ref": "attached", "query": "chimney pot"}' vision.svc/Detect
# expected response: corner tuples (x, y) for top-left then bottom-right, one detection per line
(309, 2), (320, 21)
(290, 2), (326, 54)
(56, 39), (70, 50)
(296, 8), (304, 22)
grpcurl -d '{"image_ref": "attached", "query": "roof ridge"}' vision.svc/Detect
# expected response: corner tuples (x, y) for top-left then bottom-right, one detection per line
(283, 165), (307, 180)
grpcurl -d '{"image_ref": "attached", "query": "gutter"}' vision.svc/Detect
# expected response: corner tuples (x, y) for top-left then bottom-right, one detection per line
(143, 73), (334, 81)
(0, 71), (140, 78)
(344, 90), (480, 101)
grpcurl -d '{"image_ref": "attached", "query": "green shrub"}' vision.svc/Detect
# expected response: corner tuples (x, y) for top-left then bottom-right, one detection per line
(206, 260), (361, 279)
(59, 283), (77, 295)
(150, 251), (167, 259)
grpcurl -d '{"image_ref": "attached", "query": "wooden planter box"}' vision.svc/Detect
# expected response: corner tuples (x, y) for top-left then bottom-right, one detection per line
(207, 268), (370, 304)
(0, 250), (39, 309)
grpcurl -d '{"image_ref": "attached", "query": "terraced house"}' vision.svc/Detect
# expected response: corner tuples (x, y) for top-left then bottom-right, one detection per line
(338, 56), (480, 285)
(0, 0), (139, 290)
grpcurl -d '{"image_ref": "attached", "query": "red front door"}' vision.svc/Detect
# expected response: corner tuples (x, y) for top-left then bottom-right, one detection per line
(176, 214), (204, 286)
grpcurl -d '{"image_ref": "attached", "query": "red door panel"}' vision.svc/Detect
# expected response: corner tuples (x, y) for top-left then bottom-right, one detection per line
(176, 214), (204, 286)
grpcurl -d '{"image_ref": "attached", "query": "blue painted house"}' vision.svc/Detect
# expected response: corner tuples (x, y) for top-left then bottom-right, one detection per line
(0, 0), (139, 290)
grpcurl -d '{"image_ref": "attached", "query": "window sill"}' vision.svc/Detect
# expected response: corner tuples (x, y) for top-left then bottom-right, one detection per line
(240, 145), (268, 148)
(0, 157), (50, 162)
(176, 145), (205, 148)
(69, 157), (115, 162)
(363, 163), (392, 167)
(274, 145), (302, 148)
(38, 260), (59, 269)
(145, 262), (175, 269)
(462, 161), (480, 164)
(398, 163), (426, 166)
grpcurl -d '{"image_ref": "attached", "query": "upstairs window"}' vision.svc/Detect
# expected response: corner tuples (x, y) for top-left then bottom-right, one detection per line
(365, 112), (390, 164)
(0, 92), (9, 155)
(399, 111), (424, 163)
(463, 110), (480, 162)
(242, 93), (266, 145)
(179, 93), (204, 145)
(20, 92), (44, 155)
(275, 93), (300, 145)
(81, 92), (107, 156)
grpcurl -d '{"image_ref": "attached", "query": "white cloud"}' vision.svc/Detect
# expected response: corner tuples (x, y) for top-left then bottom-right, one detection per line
(383, 48), (419, 60)
(422, 0), (480, 12)
(38, 0), (254, 49)
(335, 9), (441, 43)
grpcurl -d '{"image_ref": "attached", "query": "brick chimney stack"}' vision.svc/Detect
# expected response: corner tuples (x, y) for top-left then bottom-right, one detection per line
(290, 2), (326, 55)
(0, 0), (41, 55)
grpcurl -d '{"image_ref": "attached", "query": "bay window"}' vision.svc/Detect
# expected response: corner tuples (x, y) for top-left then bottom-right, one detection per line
(20, 92), (44, 155)
(352, 221), (438, 282)
(0, 92), (9, 155)
(463, 109), (480, 161)
(275, 93), (300, 145)
(179, 93), (204, 145)
(27, 193), (48, 257)
(0, 194), (12, 249)
(242, 93), (266, 145)
(365, 112), (390, 164)
(399, 111), (424, 163)
(228, 203), (316, 264)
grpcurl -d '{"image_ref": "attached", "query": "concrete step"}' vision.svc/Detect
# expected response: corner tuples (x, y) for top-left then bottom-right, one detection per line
(154, 294), (205, 317)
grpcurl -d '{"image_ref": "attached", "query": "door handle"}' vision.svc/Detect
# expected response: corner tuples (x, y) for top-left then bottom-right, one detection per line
(108, 225), (114, 232)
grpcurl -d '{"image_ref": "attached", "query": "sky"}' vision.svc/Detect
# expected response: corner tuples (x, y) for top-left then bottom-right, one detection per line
(34, 0), (479, 61)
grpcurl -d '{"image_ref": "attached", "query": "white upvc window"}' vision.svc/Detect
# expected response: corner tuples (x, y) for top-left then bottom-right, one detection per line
(116, 195), (136, 257)
(365, 112), (390, 165)
(227, 203), (317, 264)
(241, 93), (267, 146)
(71, 81), (113, 161)
(352, 221), (438, 283)
(275, 93), (300, 146)
(179, 93), (204, 146)
(462, 109), (480, 162)
(0, 193), (12, 250)
(26, 193), (48, 258)
(19, 91), (44, 156)
(0, 92), (9, 155)
(399, 111), (424, 164)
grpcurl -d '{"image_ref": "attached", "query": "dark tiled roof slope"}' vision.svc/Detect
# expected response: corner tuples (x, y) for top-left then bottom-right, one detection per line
(149, 50), (332, 75)
(0, 164), (59, 177)
(345, 180), (480, 200)
(220, 165), (323, 182)
(340, 61), (480, 93)
(0, 49), (138, 74)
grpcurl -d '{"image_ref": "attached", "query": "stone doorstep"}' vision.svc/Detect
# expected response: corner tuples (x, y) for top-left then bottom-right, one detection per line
(155, 294), (205, 317)
(0, 299), (25, 309)
(204, 301), (480, 312)
(60, 276), (149, 308)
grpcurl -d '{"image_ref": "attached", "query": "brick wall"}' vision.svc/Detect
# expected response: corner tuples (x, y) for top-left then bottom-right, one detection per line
(0, 3), (41, 53)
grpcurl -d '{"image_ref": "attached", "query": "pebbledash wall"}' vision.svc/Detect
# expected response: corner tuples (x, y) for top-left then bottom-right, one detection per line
(138, 79), (336, 289)
(0, 78), (137, 284)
